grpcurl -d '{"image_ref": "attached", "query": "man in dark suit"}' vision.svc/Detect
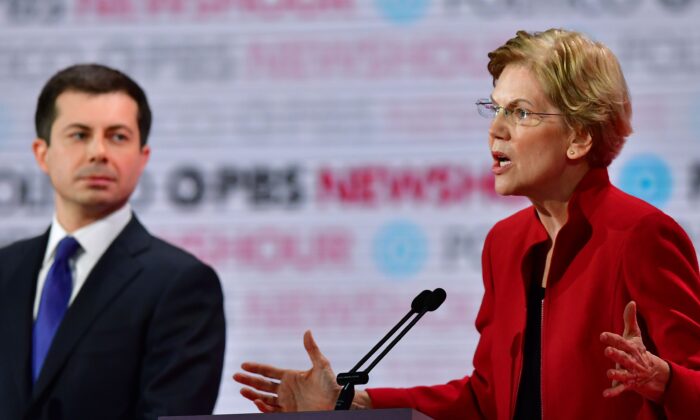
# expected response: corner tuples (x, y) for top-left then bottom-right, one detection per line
(0, 64), (226, 420)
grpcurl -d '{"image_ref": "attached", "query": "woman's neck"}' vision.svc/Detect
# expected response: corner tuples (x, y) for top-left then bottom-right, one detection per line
(531, 165), (590, 240)
(533, 200), (569, 241)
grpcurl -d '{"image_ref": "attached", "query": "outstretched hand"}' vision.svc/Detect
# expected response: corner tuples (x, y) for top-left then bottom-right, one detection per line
(600, 301), (670, 403)
(233, 330), (341, 412)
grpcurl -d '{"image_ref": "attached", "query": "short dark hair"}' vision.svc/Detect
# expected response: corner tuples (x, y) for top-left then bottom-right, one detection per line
(35, 63), (152, 146)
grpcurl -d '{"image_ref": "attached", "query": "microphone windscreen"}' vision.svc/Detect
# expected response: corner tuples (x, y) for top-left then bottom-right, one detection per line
(411, 290), (432, 312)
(426, 288), (447, 311)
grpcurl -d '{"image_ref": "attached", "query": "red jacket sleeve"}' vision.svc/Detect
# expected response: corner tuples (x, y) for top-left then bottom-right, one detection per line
(366, 230), (499, 420)
(621, 212), (700, 419)
(664, 361), (700, 419)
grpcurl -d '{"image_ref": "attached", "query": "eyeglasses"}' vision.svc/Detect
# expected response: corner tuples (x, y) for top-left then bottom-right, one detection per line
(475, 99), (564, 127)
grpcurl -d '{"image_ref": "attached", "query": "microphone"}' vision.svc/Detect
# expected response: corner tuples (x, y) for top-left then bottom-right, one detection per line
(334, 288), (447, 410)
(425, 287), (446, 311)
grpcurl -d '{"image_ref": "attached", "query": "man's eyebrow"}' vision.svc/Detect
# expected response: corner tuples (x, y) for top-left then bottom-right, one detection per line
(105, 124), (135, 134)
(61, 123), (135, 133)
(61, 123), (91, 132)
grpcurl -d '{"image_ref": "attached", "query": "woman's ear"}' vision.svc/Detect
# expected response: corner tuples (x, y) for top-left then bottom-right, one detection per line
(566, 125), (592, 160)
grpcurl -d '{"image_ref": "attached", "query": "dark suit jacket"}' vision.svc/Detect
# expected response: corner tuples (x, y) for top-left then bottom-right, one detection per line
(0, 216), (226, 420)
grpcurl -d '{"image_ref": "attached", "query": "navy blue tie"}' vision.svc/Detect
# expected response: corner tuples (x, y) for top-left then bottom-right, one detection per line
(32, 236), (81, 383)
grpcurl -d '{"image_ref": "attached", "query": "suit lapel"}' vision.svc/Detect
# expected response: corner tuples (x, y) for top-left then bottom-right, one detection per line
(31, 217), (151, 401)
(3, 231), (49, 410)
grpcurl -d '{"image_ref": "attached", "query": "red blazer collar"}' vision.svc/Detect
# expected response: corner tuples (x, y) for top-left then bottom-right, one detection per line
(521, 168), (610, 285)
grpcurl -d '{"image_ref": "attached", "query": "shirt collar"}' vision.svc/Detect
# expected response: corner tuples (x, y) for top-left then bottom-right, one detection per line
(43, 203), (133, 265)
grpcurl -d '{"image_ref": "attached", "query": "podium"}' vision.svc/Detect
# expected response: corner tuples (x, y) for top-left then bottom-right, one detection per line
(160, 408), (433, 420)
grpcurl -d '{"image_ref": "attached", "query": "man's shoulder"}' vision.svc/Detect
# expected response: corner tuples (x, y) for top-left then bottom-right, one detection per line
(121, 216), (209, 270)
(133, 234), (222, 305)
(132, 230), (217, 283)
(144, 234), (208, 269)
(0, 233), (45, 260)
(0, 233), (46, 291)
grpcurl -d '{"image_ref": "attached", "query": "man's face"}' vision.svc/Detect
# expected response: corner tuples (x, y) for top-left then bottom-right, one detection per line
(33, 90), (150, 218)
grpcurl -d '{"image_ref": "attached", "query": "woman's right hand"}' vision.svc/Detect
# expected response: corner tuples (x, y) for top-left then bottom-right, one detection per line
(233, 330), (343, 412)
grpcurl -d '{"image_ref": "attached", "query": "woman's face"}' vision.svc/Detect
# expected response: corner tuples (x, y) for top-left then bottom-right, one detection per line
(488, 64), (574, 199)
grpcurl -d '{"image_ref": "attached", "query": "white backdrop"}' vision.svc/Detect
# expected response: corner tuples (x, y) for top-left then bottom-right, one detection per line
(1, 0), (699, 414)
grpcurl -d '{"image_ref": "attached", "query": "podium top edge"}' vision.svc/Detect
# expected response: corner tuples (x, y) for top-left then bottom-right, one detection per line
(159, 408), (433, 420)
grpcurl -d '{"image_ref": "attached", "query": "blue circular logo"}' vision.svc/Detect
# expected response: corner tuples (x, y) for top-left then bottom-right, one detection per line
(375, 0), (429, 24)
(618, 155), (673, 208)
(373, 221), (427, 278)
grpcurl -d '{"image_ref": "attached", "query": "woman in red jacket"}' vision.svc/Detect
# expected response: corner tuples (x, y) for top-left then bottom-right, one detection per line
(234, 29), (700, 419)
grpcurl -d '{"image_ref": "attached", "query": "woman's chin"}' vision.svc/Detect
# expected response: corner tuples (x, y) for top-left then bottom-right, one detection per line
(494, 182), (516, 197)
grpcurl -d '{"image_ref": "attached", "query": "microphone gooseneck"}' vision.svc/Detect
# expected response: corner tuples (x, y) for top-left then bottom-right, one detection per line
(334, 288), (447, 410)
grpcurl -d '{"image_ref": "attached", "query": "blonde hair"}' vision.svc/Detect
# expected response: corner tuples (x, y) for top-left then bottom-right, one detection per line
(487, 29), (632, 167)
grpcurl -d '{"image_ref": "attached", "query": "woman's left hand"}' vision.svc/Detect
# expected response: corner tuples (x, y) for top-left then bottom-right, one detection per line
(600, 301), (670, 403)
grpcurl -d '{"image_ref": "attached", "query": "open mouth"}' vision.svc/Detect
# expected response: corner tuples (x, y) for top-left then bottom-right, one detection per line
(492, 151), (512, 168)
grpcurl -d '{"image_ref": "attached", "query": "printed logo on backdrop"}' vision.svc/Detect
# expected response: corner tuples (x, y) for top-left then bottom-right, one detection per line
(1, 0), (67, 23)
(160, 226), (353, 271)
(165, 165), (303, 209)
(618, 154), (673, 208)
(373, 221), (428, 278)
(375, 0), (429, 24)
(441, 0), (644, 17)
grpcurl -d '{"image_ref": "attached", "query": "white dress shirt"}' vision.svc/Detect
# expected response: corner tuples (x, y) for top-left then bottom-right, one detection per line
(33, 204), (133, 319)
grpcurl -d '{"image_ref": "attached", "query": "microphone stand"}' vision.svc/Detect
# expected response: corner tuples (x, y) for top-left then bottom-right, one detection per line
(334, 288), (446, 410)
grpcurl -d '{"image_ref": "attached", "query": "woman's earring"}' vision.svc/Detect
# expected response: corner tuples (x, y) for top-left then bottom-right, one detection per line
(568, 150), (575, 156)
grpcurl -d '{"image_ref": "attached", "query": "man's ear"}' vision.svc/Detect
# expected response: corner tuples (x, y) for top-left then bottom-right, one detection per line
(567, 125), (592, 160)
(32, 138), (50, 174)
(139, 144), (151, 168)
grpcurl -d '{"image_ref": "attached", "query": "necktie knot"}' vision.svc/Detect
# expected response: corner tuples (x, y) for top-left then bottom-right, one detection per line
(55, 236), (81, 263)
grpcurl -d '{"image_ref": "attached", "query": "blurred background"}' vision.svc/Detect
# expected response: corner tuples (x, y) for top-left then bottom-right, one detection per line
(1, 0), (699, 414)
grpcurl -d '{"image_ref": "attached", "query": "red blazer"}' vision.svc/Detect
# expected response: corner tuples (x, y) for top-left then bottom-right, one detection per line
(368, 169), (700, 419)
